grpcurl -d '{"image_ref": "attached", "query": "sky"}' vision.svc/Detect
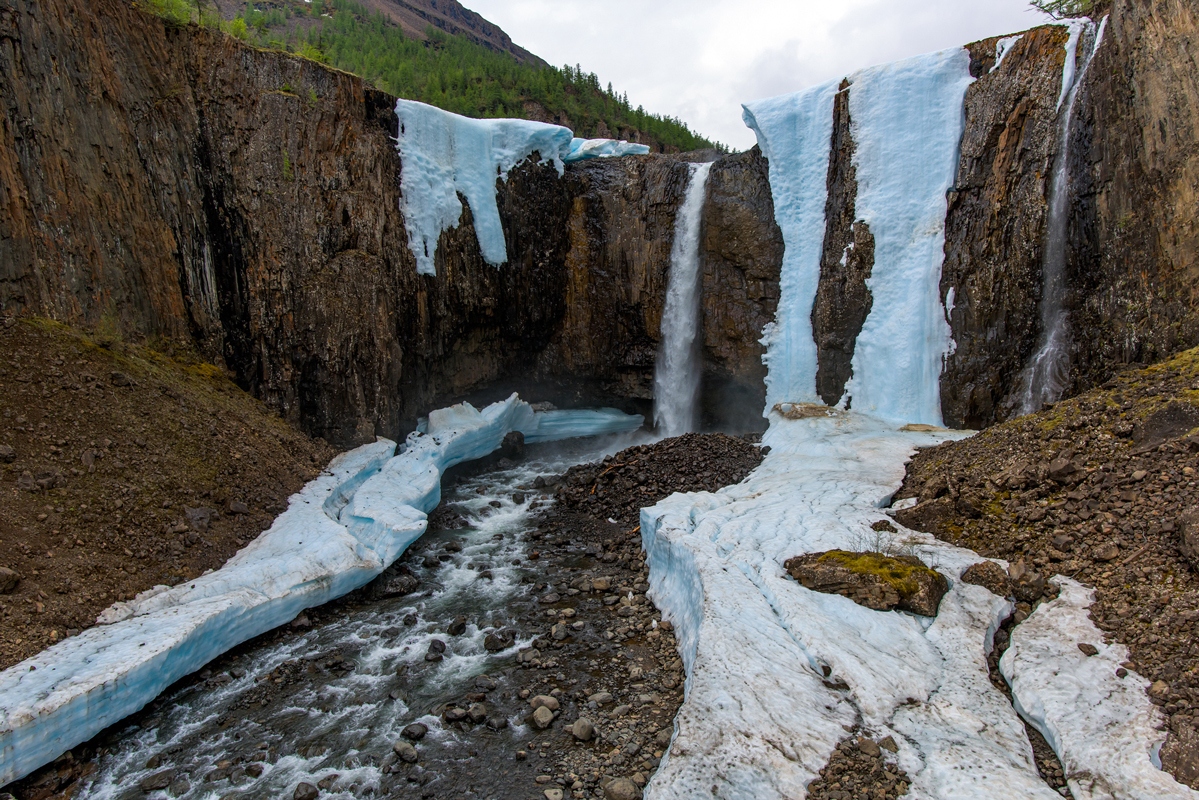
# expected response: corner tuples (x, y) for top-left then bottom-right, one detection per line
(462, 0), (1054, 150)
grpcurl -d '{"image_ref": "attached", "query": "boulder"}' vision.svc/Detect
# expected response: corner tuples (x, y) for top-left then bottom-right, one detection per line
(784, 550), (948, 617)
(531, 705), (555, 729)
(890, 496), (957, 536)
(571, 717), (596, 741)
(960, 561), (1012, 598)
(0, 567), (21, 595)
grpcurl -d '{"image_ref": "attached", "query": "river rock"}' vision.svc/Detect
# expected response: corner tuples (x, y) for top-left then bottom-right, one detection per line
(448, 615), (468, 636)
(138, 771), (175, 792)
(500, 430), (525, 460)
(604, 777), (642, 800)
(571, 717), (596, 741)
(393, 740), (418, 763)
(530, 695), (559, 712)
(532, 706), (555, 729)
(402, 723), (428, 741)
(784, 550), (948, 616)
(294, 782), (320, 800)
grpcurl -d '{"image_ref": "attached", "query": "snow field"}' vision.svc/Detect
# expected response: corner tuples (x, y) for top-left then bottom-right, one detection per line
(1002, 580), (1199, 800)
(0, 396), (642, 785)
(641, 412), (1061, 799)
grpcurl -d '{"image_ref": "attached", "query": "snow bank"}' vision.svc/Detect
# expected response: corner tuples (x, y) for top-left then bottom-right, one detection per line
(641, 413), (1060, 799)
(841, 49), (972, 427)
(0, 396), (642, 786)
(564, 137), (651, 161)
(394, 99), (573, 276)
(992, 35), (1024, 73)
(1002, 579), (1199, 800)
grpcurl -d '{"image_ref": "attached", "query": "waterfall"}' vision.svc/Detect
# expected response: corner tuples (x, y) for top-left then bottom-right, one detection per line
(1020, 18), (1106, 415)
(653, 162), (712, 437)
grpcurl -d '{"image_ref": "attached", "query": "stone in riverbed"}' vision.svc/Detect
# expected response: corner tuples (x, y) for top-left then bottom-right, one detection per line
(604, 777), (642, 800)
(138, 771), (175, 792)
(402, 723), (428, 741)
(531, 705), (555, 729)
(784, 550), (948, 617)
(294, 782), (320, 800)
(571, 717), (596, 741)
(392, 740), (419, 763)
(529, 695), (559, 712)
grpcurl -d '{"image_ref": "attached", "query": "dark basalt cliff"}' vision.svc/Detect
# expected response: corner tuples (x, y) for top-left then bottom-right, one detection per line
(0, 0), (775, 443)
(1067, 0), (1199, 391)
(938, 27), (1071, 429)
(2, 0), (1198, 441)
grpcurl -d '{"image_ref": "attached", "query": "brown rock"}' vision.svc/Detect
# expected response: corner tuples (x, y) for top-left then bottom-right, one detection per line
(891, 496), (957, 536)
(1177, 507), (1199, 571)
(784, 550), (948, 617)
(960, 561), (1012, 598)
(0, 567), (20, 595)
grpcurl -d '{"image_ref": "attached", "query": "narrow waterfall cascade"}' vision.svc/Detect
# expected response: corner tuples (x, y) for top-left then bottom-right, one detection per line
(653, 162), (713, 437)
(1020, 18), (1107, 415)
(640, 45), (1189, 800)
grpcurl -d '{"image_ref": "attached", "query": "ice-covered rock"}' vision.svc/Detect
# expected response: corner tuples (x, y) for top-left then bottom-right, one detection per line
(564, 137), (651, 162)
(0, 395), (641, 785)
(1002, 579), (1199, 799)
(394, 99), (573, 276)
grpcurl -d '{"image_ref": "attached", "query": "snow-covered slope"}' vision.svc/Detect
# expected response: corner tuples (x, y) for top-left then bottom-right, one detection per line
(0, 397), (642, 786)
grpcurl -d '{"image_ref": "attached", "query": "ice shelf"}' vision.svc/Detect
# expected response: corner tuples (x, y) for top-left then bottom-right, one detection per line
(564, 137), (651, 161)
(393, 100), (651, 277)
(394, 99), (573, 276)
(0, 396), (642, 786)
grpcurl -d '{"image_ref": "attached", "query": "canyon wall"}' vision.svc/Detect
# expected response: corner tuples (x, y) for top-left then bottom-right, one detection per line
(3, 0), (1198, 441)
(1067, 0), (1199, 389)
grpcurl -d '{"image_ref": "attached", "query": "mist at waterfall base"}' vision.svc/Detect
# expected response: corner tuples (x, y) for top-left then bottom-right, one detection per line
(653, 162), (712, 438)
(1019, 18), (1106, 415)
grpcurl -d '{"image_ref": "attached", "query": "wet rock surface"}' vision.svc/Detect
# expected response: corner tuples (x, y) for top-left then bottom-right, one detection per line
(784, 551), (948, 617)
(895, 348), (1199, 788)
(554, 432), (763, 526)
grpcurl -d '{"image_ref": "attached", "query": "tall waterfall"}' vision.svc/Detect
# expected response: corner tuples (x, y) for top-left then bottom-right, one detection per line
(654, 162), (712, 437)
(1020, 18), (1106, 414)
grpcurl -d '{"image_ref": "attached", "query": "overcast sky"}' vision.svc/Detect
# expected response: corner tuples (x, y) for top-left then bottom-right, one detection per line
(462, 0), (1054, 149)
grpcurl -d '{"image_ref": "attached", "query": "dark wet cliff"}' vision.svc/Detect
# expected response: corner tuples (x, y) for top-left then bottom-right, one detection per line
(0, 0), (776, 443)
(2, 0), (1197, 440)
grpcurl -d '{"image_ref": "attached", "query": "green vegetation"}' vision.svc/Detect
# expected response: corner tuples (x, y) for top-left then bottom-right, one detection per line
(140, 0), (719, 152)
(817, 550), (938, 597)
(1030, 0), (1095, 18)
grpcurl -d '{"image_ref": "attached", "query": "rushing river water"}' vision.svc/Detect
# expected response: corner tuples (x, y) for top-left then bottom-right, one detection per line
(78, 433), (641, 800)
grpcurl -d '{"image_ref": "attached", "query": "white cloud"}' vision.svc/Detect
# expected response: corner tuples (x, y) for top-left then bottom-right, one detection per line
(463, 0), (1053, 149)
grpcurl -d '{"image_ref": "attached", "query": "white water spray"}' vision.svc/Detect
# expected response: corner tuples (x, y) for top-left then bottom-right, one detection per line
(653, 162), (712, 437)
(1021, 18), (1106, 415)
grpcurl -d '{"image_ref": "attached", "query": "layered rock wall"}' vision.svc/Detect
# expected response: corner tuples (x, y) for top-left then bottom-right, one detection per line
(1067, 0), (1199, 388)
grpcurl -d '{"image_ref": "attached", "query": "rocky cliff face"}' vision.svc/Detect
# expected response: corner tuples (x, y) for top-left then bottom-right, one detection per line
(3, 0), (1197, 442)
(938, 27), (1070, 429)
(1067, 0), (1199, 389)
(0, 0), (775, 443)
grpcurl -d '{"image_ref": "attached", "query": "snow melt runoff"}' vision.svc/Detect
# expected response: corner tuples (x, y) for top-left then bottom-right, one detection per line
(0, 397), (642, 786)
